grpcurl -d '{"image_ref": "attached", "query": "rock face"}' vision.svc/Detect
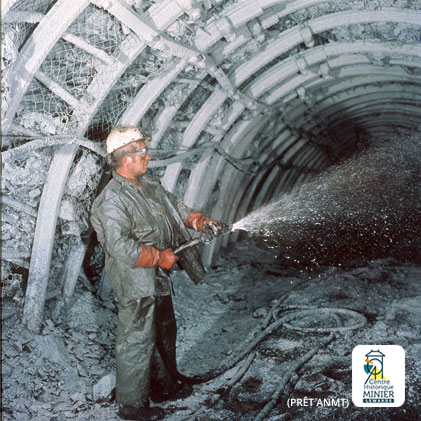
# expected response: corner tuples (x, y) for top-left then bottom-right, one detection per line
(2, 239), (421, 420)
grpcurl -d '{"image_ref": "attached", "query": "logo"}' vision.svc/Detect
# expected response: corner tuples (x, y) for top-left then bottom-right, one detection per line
(352, 345), (405, 407)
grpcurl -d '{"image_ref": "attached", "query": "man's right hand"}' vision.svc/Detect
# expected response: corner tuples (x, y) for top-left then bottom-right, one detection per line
(157, 248), (178, 269)
(135, 244), (178, 269)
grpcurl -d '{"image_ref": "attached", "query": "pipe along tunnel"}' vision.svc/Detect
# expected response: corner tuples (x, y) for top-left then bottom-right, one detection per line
(1, 1), (421, 420)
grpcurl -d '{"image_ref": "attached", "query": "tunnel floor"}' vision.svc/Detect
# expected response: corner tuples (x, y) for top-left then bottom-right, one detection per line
(2, 239), (421, 420)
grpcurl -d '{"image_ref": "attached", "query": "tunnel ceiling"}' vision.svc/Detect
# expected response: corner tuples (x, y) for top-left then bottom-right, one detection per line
(2, 0), (421, 286)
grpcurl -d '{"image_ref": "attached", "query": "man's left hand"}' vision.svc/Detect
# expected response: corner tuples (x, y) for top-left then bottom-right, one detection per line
(202, 219), (226, 235)
(185, 212), (225, 234)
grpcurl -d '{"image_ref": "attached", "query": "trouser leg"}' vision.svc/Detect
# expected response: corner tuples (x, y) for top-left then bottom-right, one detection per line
(150, 295), (178, 396)
(115, 296), (156, 408)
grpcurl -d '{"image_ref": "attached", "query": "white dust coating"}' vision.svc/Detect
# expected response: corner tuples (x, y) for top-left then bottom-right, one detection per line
(232, 131), (421, 264)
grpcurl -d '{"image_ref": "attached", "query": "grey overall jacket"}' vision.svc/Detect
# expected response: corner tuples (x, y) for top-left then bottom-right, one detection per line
(90, 170), (192, 302)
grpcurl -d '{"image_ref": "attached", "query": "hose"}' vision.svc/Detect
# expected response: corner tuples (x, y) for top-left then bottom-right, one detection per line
(254, 334), (335, 421)
(275, 306), (367, 332)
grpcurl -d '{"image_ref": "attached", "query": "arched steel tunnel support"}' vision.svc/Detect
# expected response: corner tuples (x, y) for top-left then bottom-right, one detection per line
(2, 0), (421, 330)
(180, 38), (421, 253)
(13, 1), (146, 331)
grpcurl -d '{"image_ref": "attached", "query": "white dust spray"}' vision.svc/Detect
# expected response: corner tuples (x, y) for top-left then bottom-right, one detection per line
(233, 131), (421, 266)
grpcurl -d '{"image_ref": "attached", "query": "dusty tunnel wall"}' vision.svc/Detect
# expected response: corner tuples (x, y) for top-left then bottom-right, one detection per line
(1, 0), (421, 331)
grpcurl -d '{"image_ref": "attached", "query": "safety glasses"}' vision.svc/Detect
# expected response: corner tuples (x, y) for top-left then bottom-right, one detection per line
(122, 148), (149, 158)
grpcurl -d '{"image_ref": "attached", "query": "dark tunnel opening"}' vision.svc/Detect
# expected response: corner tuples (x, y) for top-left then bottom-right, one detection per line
(239, 130), (421, 269)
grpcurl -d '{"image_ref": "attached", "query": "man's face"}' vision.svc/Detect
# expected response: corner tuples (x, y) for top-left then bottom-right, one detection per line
(125, 141), (151, 176)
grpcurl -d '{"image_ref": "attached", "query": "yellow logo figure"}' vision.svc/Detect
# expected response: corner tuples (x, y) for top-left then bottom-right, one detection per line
(364, 350), (387, 383)
(365, 358), (387, 380)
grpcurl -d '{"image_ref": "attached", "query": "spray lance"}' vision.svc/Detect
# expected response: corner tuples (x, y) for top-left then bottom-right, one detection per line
(156, 221), (233, 282)
(173, 221), (233, 255)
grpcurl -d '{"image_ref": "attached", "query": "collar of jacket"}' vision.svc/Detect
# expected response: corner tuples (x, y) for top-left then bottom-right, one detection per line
(111, 169), (146, 194)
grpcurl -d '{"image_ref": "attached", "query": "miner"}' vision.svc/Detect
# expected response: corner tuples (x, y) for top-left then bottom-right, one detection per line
(90, 126), (224, 420)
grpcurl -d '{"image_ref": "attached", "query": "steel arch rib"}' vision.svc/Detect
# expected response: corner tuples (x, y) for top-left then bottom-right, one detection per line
(284, 90), (421, 133)
(267, 61), (421, 107)
(23, 31), (145, 332)
(162, 88), (228, 194)
(1, 0), (21, 19)
(287, 88), (421, 128)
(229, 9), (421, 87)
(313, 95), (421, 126)
(246, 134), (312, 211)
(331, 118), (421, 145)
(251, 42), (421, 100)
(203, 117), (273, 262)
(194, 0), (354, 51)
(119, 60), (186, 126)
(184, 102), (247, 209)
(150, 76), (205, 148)
(302, 73), (421, 103)
(10, 0), (90, 332)
(329, 107), (421, 131)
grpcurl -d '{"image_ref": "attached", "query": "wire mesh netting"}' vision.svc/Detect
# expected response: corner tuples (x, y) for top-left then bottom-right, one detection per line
(39, 39), (98, 100)
(2, 147), (53, 208)
(6, 3), (130, 137)
(87, 52), (148, 137)
(1, 145), (105, 291)
(11, 0), (54, 14)
(68, 3), (127, 57)
(16, 79), (74, 134)
(1, 23), (30, 124)
(87, 47), (176, 137)
(2, 22), (36, 56)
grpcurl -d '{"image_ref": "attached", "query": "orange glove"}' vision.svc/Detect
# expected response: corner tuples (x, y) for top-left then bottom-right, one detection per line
(185, 212), (207, 232)
(185, 211), (223, 234)
(135, 244), (178, 270)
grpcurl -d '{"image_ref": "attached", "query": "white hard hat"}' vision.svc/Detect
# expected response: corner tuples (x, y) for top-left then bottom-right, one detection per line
(106, 126), (151, 155)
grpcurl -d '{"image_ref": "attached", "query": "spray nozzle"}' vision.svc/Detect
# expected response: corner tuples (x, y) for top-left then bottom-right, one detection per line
(173, 223), (233, 255)
(206, 221), (233, 236)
